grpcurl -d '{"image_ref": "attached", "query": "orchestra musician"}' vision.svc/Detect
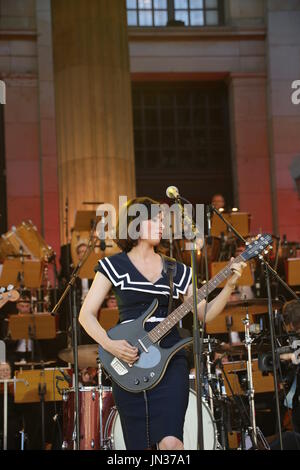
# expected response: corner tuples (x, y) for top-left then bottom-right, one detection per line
(280, 300), (300, 433)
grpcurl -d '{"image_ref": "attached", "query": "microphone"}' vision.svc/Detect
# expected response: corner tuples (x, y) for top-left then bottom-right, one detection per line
(166, 186), (179, 200)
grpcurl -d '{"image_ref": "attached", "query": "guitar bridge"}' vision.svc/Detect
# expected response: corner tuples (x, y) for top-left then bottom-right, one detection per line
(111, 357), (129, 376)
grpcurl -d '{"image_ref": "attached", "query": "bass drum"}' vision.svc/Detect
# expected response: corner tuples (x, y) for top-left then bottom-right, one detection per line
(104, 389), (217, 450)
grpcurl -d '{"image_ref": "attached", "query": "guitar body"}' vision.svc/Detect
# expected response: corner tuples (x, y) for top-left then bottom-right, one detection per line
(98, 299), (192, 393)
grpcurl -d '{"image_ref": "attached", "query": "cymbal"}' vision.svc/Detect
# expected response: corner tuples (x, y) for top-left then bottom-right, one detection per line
(58, 344), (98, 368)
(216, 342), (271, 356)
(224, 298), (283, 315)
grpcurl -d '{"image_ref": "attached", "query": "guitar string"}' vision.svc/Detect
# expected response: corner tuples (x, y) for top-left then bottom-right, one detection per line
(130, 256), (240, 350)
(121, 241), (270, 354)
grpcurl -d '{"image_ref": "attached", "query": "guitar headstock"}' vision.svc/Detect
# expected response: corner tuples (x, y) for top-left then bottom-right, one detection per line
(0, 286), (20, 309)
(240, 234), (273, 262)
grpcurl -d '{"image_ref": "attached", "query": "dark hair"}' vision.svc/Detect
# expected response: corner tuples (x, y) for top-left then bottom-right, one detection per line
(114, 196), (161, 253)
(17, 289), (31, 303)
(283, 300), (300, 329)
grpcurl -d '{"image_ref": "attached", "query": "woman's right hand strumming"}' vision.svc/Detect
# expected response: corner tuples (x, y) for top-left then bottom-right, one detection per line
(105, 339), (139, 365)
(78, 272), (139, 365)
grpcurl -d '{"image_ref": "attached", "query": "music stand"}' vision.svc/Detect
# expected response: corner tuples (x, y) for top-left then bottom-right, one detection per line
(0, 259), (43, 288)
(14, 368), (71, 403)
(74, 211), (96, 232)
(205, 299), (282, 334)
(211, 212), (250, 238)
(9, 314), (56, 340)
(9, 313), (56, 363)
(210, 261), (254, 288)
(98, 308), (119, 331)
(286, 258), (300, 286)
(78, 252), (99, 280)
(71, 210), (97, 267)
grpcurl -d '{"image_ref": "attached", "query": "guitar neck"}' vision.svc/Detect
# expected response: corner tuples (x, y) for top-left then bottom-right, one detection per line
(148, 255), (243, 343)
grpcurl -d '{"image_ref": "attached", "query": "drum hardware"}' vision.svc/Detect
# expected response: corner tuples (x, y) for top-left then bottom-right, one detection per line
(52, 215), (102, 450)
(204, 337), (232, 450)
(97, 358), (112, 450)
(241, 312), (270, 450)
(203, 336), (215, 415)
(243, 311), (257, 447)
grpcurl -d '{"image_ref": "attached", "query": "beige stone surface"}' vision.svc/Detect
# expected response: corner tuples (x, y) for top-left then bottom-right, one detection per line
(52, 0), (136, 242)
(226, 0), (266, 25)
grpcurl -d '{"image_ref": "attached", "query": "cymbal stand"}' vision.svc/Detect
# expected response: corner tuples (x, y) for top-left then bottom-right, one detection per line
(97, 359), (111, 449)
(242, 311), (270, 451)
(52, 219), (98, 450)
(97, 359), (104, 449)
(204, 336), (214, 415)
(243, 310), (257, 448)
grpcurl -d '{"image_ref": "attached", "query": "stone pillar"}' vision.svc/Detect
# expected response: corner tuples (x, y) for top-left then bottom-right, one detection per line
(266, 0), (300, 240)
(36, 0), (60, 255)
(51, 0), (136, 242)
(229, 73), (273, 234)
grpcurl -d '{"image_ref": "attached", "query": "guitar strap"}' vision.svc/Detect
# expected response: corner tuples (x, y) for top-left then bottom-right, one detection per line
(161, 254), (177, 315)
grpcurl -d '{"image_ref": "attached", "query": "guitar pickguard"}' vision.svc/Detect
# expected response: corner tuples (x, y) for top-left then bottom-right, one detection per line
(134, 346), (161, 369)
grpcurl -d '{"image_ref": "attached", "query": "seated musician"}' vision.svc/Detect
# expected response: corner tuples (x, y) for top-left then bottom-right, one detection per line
(211, 193), (226, 211)
(14, 292), (34, 363)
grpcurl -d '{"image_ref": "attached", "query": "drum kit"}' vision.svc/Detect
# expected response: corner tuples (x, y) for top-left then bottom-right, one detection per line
(54, 209), (299, 451)
(58, 352), (220, 450)
(54, 296), (284, 451)
(1, 209), (299, 450)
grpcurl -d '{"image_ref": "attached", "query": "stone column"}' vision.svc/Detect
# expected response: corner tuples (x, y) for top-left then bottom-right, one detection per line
(51, 0), (136, 242)
(266, 0), (300, 240)
(229, 73), (273, 234)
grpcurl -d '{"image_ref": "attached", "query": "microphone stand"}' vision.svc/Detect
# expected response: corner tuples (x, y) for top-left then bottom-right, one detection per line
(210, 204), (300, 450)
(170, 193), (205, 450)
(51, 220), (98, 450)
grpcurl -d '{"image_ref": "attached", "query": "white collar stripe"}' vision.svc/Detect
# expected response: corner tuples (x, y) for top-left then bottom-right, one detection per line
(98, 257), (191, 297)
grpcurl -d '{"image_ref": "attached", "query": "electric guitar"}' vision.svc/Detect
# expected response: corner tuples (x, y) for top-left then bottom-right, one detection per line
(0, 287), (20, 309)
(98, 234), (272, 393)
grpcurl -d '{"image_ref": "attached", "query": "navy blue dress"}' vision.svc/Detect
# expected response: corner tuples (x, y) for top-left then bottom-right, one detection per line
(95, 252), (192, 450)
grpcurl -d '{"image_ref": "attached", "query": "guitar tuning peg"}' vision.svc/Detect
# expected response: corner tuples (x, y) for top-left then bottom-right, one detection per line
(0, 287), (5, 294)
(264, 249), (269, 255)
(7, 284), (14, 291)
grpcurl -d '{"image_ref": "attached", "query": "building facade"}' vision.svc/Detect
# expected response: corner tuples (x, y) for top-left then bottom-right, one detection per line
(0, 0), (300, 256)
